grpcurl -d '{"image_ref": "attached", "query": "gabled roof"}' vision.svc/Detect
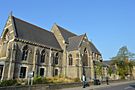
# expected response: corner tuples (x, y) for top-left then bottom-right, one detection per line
(55, 24), (77, 43)
(102, 60), (111, 67)
(89, 41), (101, 55)
(12, 16), (61, 50)
(67, 34), (85, 51)
(66, 33), (101, 54)
(3, 15), (101, 54)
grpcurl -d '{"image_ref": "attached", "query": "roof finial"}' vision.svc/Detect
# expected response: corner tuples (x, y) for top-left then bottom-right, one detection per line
(9, 11), (13, 16)
(54, 22), (57, 26)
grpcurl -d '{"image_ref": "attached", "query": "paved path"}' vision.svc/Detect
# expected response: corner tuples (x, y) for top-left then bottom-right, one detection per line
(96, 82), (135, 90)
(60, 80), (135, 90)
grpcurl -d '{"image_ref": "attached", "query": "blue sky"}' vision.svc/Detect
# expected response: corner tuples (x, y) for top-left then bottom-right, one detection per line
(0, 0), (135, 60)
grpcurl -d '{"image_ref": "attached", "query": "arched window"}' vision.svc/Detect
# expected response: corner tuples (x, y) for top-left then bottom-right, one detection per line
(68, 54), (73, 65)
(3, 29), (10, 41)
(84, 48), (87, 53)
(82, 48), (88, 66)
(54, 53), (58, 64)
(76, 53), (79, 66)
(39, 68), (45, 77)
(1, 29), (10, 57)
(22, 45), (28, 60)
(40, 49), (45, 63)
(54, 69), (58, 76)
(19, 67), (27, 78)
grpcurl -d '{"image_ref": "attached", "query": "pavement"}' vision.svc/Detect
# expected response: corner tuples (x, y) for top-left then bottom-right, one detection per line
(60, 80), (135, 90)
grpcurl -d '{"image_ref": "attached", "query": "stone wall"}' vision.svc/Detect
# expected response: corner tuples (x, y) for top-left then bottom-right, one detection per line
(0, 80), (130, 90)
(1, 39), (63, 80)
(0, 82), (83, 90)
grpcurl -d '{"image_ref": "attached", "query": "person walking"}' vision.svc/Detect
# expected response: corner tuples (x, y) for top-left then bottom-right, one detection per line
(82, 74), (86, 88)
(106, 76), (109, 85)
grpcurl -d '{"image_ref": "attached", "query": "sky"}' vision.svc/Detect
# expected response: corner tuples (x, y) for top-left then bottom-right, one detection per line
(0, 0), (135, 60)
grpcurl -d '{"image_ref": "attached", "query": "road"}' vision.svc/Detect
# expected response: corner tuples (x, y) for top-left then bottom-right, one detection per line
(60, 81), (135, 90)
(96, 82), (135, 90)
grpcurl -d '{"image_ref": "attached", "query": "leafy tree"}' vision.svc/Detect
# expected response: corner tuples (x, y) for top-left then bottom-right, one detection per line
(108, 66), (113, 76)
(96, 63), (102, 76)
(111, 46), (135, 79)
(95, 61), (103, 78)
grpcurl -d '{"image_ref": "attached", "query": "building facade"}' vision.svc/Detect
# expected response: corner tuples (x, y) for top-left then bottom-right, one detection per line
(0, 14), (102, 81)
(102, 61), (120, 80)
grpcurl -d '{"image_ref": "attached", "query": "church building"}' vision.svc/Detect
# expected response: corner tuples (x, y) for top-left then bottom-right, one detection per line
(0, 14), (102, 81)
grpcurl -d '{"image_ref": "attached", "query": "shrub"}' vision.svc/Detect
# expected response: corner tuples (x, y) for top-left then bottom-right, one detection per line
(33, 76), (77, 84)
(74, 78), (81, 82)
(33, 77), (51, 84)
(0, 80), (17, 87)
(33, 77), (43, 84)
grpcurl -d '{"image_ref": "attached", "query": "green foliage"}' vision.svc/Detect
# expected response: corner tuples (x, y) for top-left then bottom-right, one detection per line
(111, 46), (135, 79)
(0, 80), (17, 87)
(73, 78), (81, 82)
(95, 62), (102, 76)
(58, 74), (64, 78)
(108, 67), (113, 76)
(33, 76), (75, 84)
(33, 77), (48, 84)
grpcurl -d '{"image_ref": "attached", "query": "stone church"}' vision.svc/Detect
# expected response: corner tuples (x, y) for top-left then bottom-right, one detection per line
(0, 14), (102, 81)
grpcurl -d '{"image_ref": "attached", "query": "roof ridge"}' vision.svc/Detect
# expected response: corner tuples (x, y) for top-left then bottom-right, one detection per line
(12, 16), (53, 34)
(68, 34), (85, 40)
(11, 15), (61, 49)
(67, 34), (85, 50)
(89, 41), (101, 55)
(55, 24), (77, 36)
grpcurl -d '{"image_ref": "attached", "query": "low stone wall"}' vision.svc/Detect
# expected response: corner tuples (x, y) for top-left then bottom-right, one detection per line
(48, 82), (82, 90)
(0, 84), (48, 90)
(0, 82), (82, 90)
(0, 80), (131, 90)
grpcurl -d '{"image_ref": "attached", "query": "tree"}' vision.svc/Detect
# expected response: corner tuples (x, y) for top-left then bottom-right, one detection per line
(108, 66), (113, 76)
(111, 46), (135, 79)
(96, 62), (102, 76)
(94, 61), (103, 79)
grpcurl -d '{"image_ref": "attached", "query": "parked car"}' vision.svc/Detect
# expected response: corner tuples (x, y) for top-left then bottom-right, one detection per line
(93, 79), (101, 85)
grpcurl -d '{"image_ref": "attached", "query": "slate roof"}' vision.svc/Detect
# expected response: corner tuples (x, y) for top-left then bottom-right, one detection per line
(66, 34), (101, 55)
(89, 41), (101, 55)
(12, 16), (61, 50)
(102, 61), (111, 67)
(55, 24), (101, 54)
(56, 25), (77, 43)
(9, 15), (100, 54)
(67, 34), (85, 51)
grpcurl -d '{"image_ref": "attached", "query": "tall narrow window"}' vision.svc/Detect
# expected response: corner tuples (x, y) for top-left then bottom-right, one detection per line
(5, 29), (10, 41)
(40, 49), (45, 63)
(19, 67), (27, 78)
(39, 68), (44, 77)
(69, 54), (73, 65)
(1, 29), (9, 57)
(0, 65), (3, 79)
(82, 48), (88, 66)
(54, 69), (58, 76)
(22, 45), (28, 60)
(54, 53), (58, 65)
(76, 53), (79, 66)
